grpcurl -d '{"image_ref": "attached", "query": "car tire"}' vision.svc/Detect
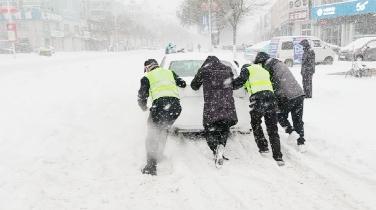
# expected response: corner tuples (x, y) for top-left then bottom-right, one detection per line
(284, 59), (293, 67)
(324, 56), (334, 65)
(355, 55), (364, 61)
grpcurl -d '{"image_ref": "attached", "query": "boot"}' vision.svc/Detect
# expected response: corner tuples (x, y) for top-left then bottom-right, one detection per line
(274, 157), (285, 167)
(257, 138), (269, 154)
(141, 158), (157, 176)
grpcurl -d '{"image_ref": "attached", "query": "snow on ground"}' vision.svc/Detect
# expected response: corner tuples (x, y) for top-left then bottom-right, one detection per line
(0, 51), (375, 210)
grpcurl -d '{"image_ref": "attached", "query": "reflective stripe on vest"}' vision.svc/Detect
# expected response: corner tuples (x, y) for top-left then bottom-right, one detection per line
(244, 65), (273, 95)
(146, 68), (179, 101)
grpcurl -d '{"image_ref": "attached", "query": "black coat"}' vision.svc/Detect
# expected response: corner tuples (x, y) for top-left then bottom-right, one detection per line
(301, 46), (316, 75)
(191, 56), (238, 128)
(264, 58), (305, 100)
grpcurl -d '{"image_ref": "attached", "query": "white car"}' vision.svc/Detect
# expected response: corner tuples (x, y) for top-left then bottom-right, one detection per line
(160, 53), (251, 134)
(269, 36), (336, 67)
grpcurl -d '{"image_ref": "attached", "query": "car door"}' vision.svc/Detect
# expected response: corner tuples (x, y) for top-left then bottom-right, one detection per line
(312, 39), (326, 62)
(364, 41), (376, 61)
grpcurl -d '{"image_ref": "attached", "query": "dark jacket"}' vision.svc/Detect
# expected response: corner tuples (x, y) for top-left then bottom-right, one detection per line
(301, 42), (316, 75)
(191, 56), (238, 128)
(137, 66), (186, 111)
(264, 58), (305, 100)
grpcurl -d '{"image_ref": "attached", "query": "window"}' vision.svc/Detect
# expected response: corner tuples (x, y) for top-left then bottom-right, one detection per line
(367, 41), (376, 49)
(301, 23), (312, 36)
(169, 60), (235, 77)
(313, 40), (322, 47)
(282, 41), (294, 50)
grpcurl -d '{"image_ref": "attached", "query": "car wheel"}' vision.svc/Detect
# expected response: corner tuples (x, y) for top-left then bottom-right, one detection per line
(324, 56), (334, 65)
(284, 59), (293, 67)
(356, 55), (364, 61)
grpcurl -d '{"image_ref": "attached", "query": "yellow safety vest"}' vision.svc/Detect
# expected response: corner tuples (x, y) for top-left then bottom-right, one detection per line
(244, 65), (274, 95)
(146, 68), (179, 101)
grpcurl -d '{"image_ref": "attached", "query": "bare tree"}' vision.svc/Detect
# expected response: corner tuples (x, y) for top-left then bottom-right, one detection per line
(220, 0), (268, 56)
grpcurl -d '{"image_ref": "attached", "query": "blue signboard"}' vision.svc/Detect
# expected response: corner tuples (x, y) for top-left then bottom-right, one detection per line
(312, 0), (376, 20)
(293, 37), (305, 64)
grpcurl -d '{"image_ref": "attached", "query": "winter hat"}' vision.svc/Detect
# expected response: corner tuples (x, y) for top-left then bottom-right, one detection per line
(144, 59), (159, 72)
(254, 52), (270, 65)
(300, 39), (310, 48)
(201, 56), (220, 68)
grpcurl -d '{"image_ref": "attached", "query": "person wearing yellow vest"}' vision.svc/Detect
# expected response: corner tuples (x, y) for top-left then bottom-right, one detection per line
(233, 64), (284, 166)
(138, 59), (186, 175)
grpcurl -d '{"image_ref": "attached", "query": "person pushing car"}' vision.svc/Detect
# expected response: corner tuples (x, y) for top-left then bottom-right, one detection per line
(138, 59), (186, 175)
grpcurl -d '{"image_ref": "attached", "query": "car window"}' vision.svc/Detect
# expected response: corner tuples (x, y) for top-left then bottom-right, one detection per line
(169, 60), (236, 77)
(313, 40), (322, 47)
(367, 41), (376, 48)
(281, 41), (293, 50)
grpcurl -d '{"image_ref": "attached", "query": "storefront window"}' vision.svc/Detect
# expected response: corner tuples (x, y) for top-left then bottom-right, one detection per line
(354, 14), (376, 38)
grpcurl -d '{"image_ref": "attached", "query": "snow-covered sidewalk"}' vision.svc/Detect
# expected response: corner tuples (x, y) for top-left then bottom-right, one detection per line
(0, 51), (375, 210)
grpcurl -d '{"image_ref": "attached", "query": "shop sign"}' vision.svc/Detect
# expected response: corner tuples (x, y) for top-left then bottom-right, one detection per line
(289, 0), (309, 21)
(312, 0), (376, 20)
(7, 23), (17, 41)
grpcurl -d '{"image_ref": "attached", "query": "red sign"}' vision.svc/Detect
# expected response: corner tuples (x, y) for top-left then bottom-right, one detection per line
(0, 6), (17, 14)
(7, 23), (16, 31)
(7, 23), (17, 41)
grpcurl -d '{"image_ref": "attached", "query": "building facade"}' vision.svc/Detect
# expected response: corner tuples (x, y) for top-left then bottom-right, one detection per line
(269, 0), (312, 38)
(311, 0), (376, 46)
(0, 0), (90, 51)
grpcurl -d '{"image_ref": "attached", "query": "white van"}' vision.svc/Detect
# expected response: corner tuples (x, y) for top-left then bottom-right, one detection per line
(269, 36), (336, 67)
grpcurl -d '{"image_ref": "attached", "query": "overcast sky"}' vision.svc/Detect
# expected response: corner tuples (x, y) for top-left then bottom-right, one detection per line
(119, 0), (276, 44)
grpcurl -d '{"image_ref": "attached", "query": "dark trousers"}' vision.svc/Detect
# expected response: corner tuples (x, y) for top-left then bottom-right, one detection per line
(249, 91), (282, 160)
(302, 73), (313, 98)
(277, 96), (305, 145)
(204, 121), (231, 154)
(146, 98), (181, 162)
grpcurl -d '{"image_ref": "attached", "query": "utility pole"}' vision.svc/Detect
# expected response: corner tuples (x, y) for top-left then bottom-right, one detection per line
(208, 0), (212, 52)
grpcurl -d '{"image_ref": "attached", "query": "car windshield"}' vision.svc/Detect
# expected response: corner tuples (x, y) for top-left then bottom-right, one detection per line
(169, 60), (234, 77)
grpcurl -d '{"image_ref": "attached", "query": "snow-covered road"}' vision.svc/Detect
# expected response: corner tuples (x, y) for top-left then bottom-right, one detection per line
(0, 51), (375, 210)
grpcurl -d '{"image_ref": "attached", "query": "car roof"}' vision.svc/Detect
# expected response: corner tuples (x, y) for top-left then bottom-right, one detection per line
(271, 36), (319, 41)
(162, 52), (236, 63)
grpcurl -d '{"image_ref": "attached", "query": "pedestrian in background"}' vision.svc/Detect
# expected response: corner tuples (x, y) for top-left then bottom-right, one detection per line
(300, 39), (316, 98)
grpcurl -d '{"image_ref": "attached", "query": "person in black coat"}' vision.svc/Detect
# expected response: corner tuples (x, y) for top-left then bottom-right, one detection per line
(300, 39), (316, 98)
(254, 52), (307, 147)
(138, 59), (186, 175)
(191, 56), (238, 167)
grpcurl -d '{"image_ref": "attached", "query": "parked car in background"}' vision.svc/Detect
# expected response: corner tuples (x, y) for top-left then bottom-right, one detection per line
(269, 36), (336, 67)
(160, 53), (250, 134)
(339, 37), (376, 61)
(244, 40), (270, 62)
(37, 46), (55, 56)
